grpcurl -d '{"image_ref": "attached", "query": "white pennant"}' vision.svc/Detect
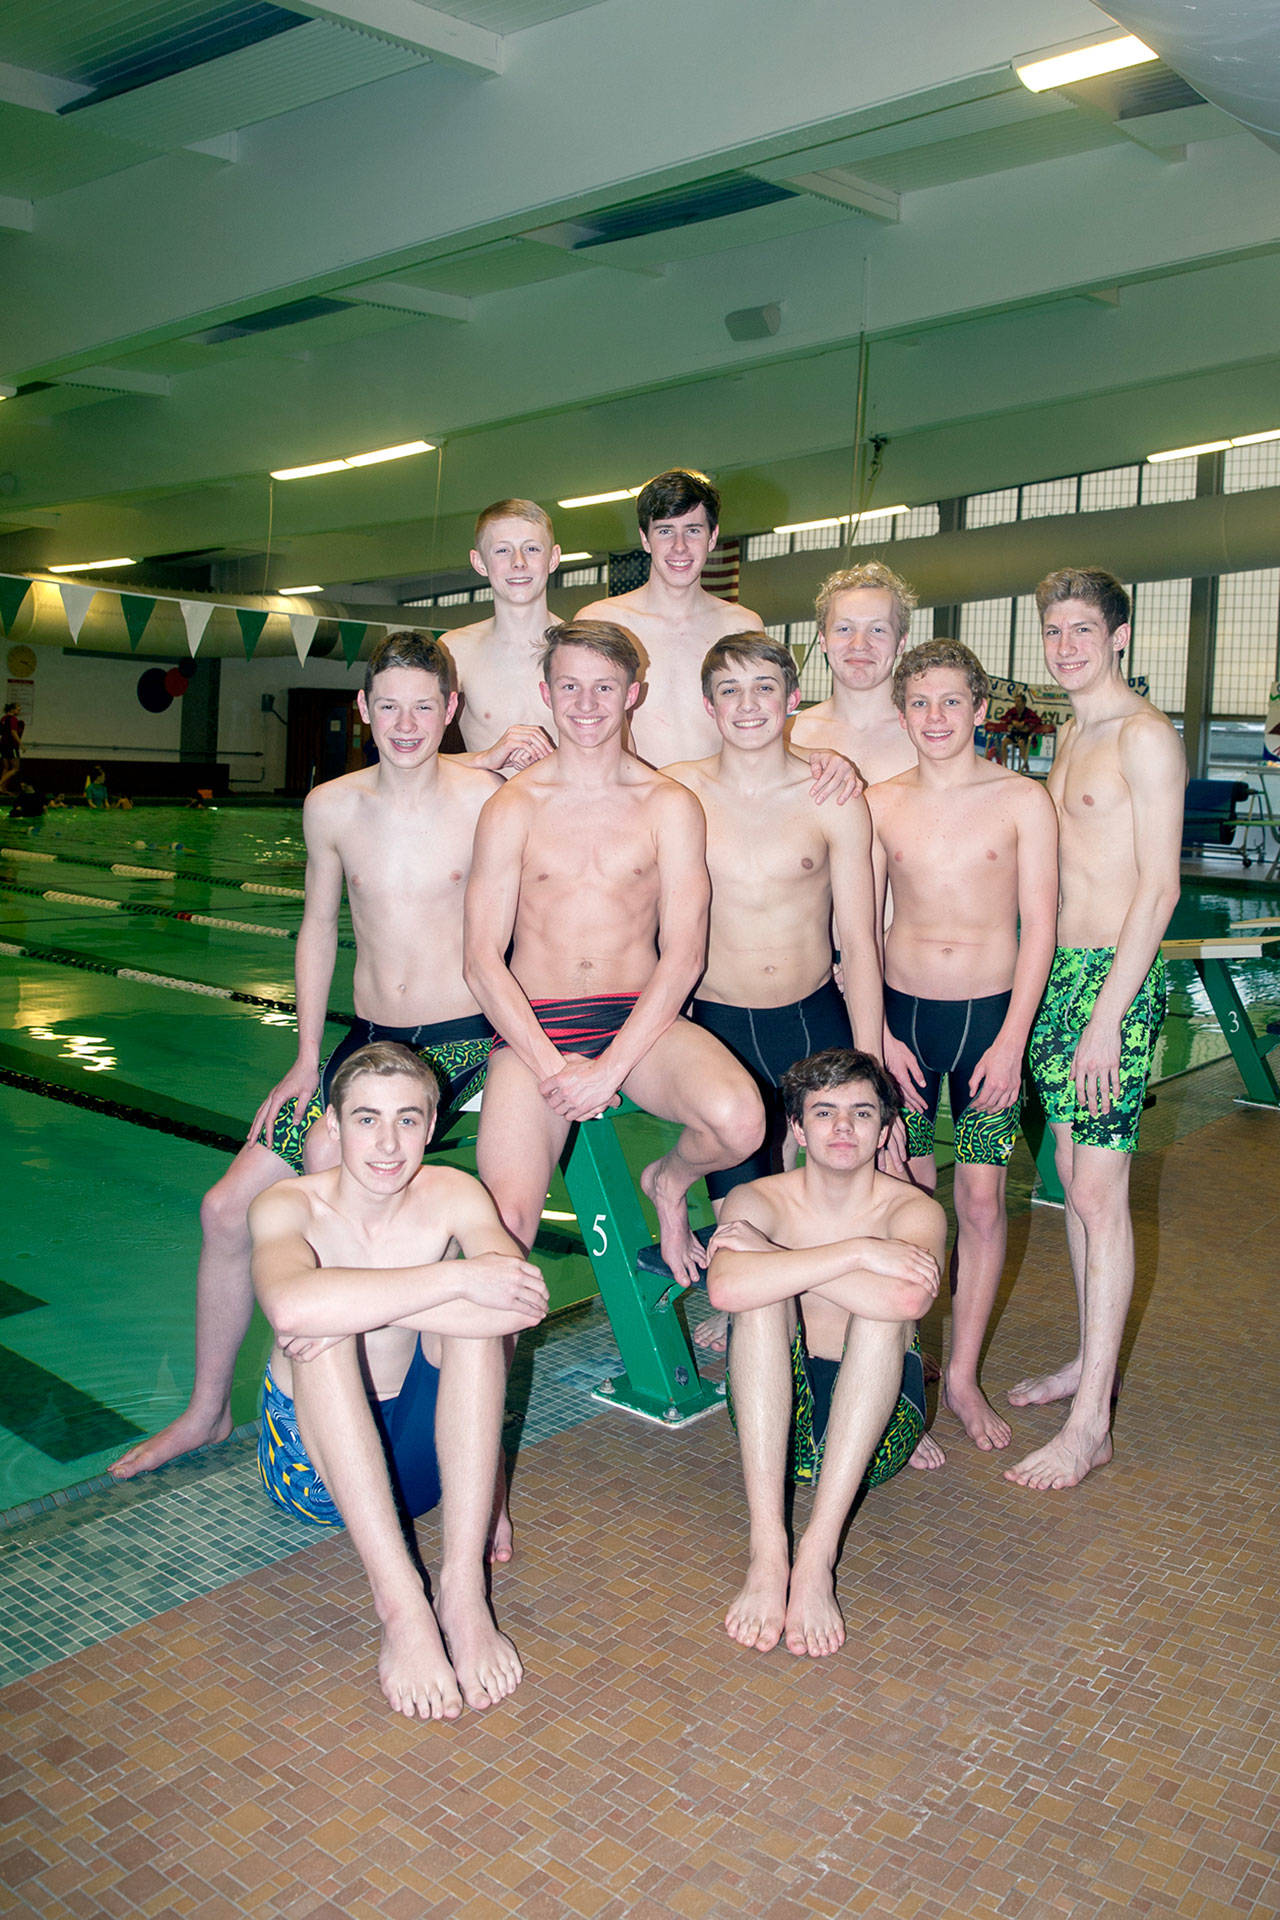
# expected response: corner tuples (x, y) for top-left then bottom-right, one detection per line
(58, 582), (97, 642)
(291, 612), (319, 664)
(179, 599), (214, 656)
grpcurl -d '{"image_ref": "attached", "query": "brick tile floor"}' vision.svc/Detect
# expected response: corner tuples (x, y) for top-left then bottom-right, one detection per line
(3, 1097), (1279, 1917)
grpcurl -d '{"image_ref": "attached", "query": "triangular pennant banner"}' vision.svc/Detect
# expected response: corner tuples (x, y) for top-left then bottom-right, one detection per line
(291, 613), (319, 664)
(236, 608), (268, 659)
(58, 582), (97, 643)
(0, 575), (32, 636)
(338, 619), (366, 668)
(120, 593), (156, 652)
(179, 599), (214, 657)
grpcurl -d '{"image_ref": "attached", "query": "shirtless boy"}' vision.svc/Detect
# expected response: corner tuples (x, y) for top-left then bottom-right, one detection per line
(666, 633), (883, 1345)
(790, 561), (921, 786)
(464, 619), (765, 1287)
(708, 1049), (942, 1658)
(867, 640), (1058, 1462)
(250, 1043), (548, 1719)
(576, 469), (763, 766)
(446, 498), (562, 763)
(1006, 568), (1184, 1491)
(112, 633), (507, 1486)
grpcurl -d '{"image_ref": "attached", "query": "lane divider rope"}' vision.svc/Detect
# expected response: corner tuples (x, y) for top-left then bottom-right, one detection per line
(0, 874), (355, 947)
(1, 840), (304, 897)
(0, 935), (354, 1021)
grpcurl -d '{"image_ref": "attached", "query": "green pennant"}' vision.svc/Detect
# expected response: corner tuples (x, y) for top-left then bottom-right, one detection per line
(338, 619), (367, 668)
(0, 575), (32, 637)
(120, 593), (156, 651)
(236, 608), (269, 659)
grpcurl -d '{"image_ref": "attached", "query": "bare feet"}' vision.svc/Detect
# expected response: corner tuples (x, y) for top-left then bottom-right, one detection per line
(783, 1552), (845, 1659)
(640, 1160), (706, 1289)
(693, 1309), (729, 1355)
(1007, 1358), (1082, 1407)
(909, 1431), (946, 1469)
(109, 1405), (232, 1480)
(437, 1584), (523, 1710)
(1003, 1423), (1113, 1491)
(724, 1551), (789, 1652)
(378, 1598), (463, 1720)
(943, 1373), (1012, 1451)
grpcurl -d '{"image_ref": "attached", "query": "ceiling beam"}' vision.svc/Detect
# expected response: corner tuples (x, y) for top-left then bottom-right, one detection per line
(343, 279), (473, 321)
(0, 61), (89, 113)
(774, 168), (901, 222)
(59, 367), (172, 397)
(0, 197), (34, 232)
(288, 2), (503, 74)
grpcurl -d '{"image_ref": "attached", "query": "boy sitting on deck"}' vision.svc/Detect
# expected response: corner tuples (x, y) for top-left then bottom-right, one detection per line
(249, 1042), (548, 1721)
(708, 1049), (942, 1660)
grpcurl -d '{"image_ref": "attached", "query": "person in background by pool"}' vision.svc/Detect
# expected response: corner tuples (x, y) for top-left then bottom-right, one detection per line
(84, 764), (132, 809)
(111, 633), (526, 1553)
(1005, 568), (1184, 1492)
(0, 700), (23, 795)
(251, 1043), (547, 1720)
(7, 781), (45, 819)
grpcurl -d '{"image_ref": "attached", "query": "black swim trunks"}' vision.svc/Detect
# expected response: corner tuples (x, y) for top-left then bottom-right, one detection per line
(883, 984), (1020, 1166)
(690, 979), (852, 1201)
(261, 1011), (493, 1172)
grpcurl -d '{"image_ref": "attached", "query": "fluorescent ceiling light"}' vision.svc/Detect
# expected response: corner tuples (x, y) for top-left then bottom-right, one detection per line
(271, 439), (434, 481)
(1146, 440), (1231, 464)
(1016, 35), (1158, 93)
(557, 487), (642, 509)
(773, 505), (909, 535)
(48, 557), (136, 572)
(1228, 428), (1280, 447)
(279, 584), (323, 595)
(556, 552), (594, 564)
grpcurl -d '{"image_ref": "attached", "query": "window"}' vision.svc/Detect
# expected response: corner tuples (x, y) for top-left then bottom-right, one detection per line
(1213, 569), (1280, 716)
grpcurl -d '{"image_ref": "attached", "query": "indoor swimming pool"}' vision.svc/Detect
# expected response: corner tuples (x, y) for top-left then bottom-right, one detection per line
(1, 803), (1277, 1515)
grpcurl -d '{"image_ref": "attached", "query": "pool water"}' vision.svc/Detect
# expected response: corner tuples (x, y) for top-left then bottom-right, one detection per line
(1, 806), (1276, 1511)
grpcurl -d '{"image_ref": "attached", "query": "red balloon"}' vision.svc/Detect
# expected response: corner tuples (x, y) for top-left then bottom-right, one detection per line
(164, 668), (190, 697)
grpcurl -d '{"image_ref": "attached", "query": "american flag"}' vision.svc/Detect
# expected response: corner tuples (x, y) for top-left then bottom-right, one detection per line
(607, 538), (740, 601)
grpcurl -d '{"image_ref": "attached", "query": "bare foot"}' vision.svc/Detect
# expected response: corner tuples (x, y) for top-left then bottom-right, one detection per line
(783, 1553), (845, 1659)
(109, 1406), (232, 1480)
(640, 1161), (706, 1289)
(1007, 1359), (1081, 1407)
(437, 1585), (523, 1710)
(378, 1599), (462, 1721)
(1003, 1423), (1113, 1491)
(487, 1459), (514, 1565)
(909, 1431), (946, 1469)
(724, 1551), (789, 1652)
(693, 1310), (728, 1355)
(943, 1373), (1012, 1451)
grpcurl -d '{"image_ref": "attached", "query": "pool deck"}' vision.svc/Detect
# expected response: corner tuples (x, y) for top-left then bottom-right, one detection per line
(2, 1055), (1278, 1919)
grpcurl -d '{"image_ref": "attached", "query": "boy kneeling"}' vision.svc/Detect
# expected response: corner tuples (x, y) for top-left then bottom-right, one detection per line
(709, 1050), (943, 1658)
(249, 1043), (547, 1720)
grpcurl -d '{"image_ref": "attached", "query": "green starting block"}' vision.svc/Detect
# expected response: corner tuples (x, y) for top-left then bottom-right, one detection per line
(559, 1098), (722, 1428)
(437, 1092), (722, 1429)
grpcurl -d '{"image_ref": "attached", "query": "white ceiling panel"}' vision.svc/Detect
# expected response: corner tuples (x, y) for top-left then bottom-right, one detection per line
(67, 18), (428, 148)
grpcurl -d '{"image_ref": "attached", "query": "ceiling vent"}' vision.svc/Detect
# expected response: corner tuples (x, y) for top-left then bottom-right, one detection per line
(571, 176), (798, 248)
(58, 3), (302, 114)
(191, 296), (352, 345)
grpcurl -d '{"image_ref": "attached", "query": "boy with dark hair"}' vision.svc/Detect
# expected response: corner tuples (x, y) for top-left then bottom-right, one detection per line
(575, 467), (765, 765)
(1005, 567), (1184, 1490)
(867, 638), (1058, 1463)
(250, 1042), (548, 1719)
(708, 1048), (942, 1659)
